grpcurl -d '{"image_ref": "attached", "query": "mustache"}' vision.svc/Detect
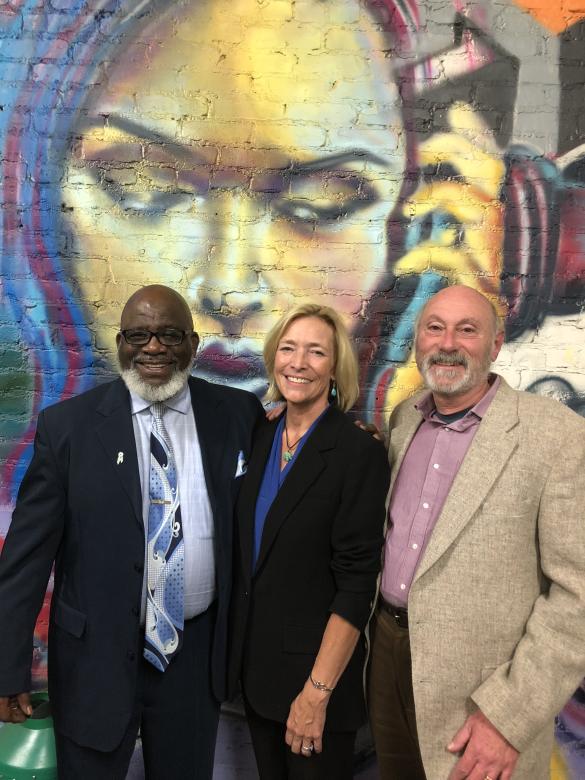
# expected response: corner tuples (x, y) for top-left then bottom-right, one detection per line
(426, 351), (468, 368)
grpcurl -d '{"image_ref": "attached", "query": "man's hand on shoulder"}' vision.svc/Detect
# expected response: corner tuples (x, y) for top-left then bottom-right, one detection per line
(265, 403), (285, 421)
(447, 709), (519, 780)
(265, 404), (388, 447)
(0, 692), (32, 723)
(354, 419), (386, 447)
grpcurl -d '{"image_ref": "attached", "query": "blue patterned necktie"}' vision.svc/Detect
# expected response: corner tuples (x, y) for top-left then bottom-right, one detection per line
(144, 402), (184, 671)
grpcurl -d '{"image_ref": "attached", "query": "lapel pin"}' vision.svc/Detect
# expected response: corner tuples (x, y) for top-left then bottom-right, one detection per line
(117, 451), (124, 465)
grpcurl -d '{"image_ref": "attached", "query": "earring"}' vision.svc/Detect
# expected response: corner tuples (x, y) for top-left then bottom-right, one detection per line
(330, 379), (337, 398)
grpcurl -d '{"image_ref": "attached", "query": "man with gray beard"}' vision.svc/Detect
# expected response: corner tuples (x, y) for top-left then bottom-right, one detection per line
(368, 285), (585, 780)
(0, 285), (263, 779)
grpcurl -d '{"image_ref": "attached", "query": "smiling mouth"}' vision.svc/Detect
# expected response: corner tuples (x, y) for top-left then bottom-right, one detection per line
(428, 353), (467, 368)
(135, 360), (175, 371)
(286, 376), (310, 384)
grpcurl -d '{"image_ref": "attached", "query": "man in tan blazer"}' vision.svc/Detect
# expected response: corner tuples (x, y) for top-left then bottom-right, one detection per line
(368, 285), (585, 780)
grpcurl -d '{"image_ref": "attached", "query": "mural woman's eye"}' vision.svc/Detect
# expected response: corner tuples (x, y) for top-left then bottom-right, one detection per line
(273, 172), (379, 228)
(86, 162), (205, 216)
(71, 135), (214, 217)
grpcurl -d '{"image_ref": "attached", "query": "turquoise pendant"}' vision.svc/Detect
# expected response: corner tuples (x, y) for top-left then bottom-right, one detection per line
(283, 450), (293, 463)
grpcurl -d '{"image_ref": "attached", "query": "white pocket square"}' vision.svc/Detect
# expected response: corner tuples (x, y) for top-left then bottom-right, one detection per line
(235, 450), (248, 478)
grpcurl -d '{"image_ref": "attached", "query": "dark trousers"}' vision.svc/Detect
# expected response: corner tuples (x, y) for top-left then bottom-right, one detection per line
(367, 607), (427, 780)
(244, 698), (356, 780)
(55, 606), (220, 780)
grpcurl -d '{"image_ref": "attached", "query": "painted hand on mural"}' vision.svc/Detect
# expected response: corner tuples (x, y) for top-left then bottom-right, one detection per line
(396, 101), (505, 295)
(380, 102), (508, 418)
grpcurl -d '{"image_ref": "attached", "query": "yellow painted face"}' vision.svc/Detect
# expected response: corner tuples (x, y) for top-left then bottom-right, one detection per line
(62, 0), (406, 392)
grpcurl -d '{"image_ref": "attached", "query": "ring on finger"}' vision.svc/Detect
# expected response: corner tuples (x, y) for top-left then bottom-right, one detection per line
(301, 743), (314, 753)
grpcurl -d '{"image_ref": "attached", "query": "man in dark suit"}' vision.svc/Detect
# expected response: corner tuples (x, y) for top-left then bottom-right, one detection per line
(0, 284), (263, 779)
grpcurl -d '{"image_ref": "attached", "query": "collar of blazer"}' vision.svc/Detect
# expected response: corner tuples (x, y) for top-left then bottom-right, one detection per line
(389, 376), (520, 585)
(186, 376), (227, 528)
(93, 376), (226, 528)
(238, 404), (345, 578)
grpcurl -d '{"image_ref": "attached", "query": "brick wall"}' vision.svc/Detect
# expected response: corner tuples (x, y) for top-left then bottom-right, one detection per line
(0, 1), (584, 775)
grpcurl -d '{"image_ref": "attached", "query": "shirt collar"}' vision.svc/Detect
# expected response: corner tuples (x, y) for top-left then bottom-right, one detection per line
(416, 374), (501, 425)
(129, 379), (192, 416)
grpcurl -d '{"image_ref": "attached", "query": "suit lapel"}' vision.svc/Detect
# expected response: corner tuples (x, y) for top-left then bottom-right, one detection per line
(95, 379), (142, 525)
(188, 377), (224, 522)
(413, 380), (520, 582)
(253, 407), (340, 574)
(236, 419), (276, 582)
(386, 399), (425, 512)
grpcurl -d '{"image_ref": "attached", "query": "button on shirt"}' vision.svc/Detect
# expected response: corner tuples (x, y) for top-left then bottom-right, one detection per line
(130, 383), (216, 622)
(381, 376), (501, 608)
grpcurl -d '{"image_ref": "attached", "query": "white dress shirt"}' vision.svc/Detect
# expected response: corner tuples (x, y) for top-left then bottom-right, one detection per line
(129, 382), (216, 621)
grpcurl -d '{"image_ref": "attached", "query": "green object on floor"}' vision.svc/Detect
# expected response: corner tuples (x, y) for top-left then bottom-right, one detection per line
(0, 692), (57, 779)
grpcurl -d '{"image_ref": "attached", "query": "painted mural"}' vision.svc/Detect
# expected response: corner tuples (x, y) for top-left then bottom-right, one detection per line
(0, 0), (584, 775)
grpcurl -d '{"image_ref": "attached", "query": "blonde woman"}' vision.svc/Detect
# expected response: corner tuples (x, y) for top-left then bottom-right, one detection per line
(229, 303), (389, 779)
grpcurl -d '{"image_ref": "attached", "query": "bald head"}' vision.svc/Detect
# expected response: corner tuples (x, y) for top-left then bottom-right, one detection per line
(416, 286), (502, 340)
(120, 285), (193, 332)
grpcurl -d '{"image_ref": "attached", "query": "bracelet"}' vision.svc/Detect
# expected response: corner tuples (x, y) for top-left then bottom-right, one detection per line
(309, 673), (334, 694)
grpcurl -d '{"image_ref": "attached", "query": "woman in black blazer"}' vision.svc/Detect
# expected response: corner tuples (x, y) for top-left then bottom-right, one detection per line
(229, 303), (390, 779)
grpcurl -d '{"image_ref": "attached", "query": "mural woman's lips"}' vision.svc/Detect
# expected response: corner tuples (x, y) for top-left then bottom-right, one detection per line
(195, 343), (263, 381)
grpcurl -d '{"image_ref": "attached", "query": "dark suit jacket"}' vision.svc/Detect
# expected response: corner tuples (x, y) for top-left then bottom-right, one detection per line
(0, 376), (263, 751)
(228, 406), (390, 732)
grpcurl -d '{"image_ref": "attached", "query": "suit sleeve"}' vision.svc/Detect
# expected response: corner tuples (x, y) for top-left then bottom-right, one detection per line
(471, 416), (585, 751)
(252, 394), (266, 430)
(329, 435), (390, 632)
(0, 410), (66, 695)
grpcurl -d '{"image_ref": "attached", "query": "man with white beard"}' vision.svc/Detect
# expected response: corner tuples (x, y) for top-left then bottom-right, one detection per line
(369, 285), (585, 780)
(0, 285), (263, 779)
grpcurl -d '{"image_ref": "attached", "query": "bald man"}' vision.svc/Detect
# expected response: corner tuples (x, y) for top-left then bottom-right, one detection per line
(0, 285), (264, 779)
(369, 286), (585, 780)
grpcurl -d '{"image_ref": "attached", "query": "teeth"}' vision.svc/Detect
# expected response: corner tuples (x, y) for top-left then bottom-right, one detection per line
(287, 376), (309, 384)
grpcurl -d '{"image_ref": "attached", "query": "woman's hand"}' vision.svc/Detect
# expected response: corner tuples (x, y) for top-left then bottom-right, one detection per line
(284, 614), (359, 756)
(285, 679), (331, 756)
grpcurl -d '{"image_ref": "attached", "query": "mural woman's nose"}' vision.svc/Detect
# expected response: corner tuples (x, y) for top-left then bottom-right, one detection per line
(193, 190), (270, 318)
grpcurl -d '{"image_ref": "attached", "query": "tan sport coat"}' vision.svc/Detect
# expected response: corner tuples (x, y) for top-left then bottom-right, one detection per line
(386, 377), (585, 779)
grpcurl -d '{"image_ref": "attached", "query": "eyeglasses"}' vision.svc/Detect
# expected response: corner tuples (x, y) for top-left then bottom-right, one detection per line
(119, 329), (192, 346)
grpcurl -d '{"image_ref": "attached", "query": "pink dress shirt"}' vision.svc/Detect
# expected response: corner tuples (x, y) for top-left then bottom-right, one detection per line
(380, 376), (501, 608)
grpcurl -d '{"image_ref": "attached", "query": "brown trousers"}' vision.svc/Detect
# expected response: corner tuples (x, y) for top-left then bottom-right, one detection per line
(368, 606), (427, 780)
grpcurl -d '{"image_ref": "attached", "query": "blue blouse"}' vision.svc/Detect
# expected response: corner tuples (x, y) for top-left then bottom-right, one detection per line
(252, 408), (328, 569)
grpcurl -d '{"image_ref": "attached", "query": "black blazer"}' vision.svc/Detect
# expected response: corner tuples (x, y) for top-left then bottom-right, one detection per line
(229, 406), (390, 732)
(0, 376), (263, 751)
